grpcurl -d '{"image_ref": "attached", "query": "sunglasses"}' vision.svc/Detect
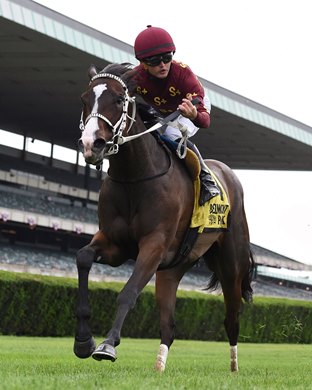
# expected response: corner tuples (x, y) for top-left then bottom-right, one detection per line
(143, 52), (173, 67)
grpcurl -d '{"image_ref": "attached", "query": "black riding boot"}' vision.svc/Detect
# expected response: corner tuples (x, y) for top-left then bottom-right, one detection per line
(185, 140), (220, 205)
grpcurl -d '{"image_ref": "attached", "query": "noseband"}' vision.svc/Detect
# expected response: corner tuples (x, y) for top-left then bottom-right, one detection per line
(79, 72), (136, 155)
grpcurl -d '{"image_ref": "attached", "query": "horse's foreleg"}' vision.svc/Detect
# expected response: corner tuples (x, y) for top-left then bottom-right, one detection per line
(154, 264), (191, 372)
(92, 267), (156, 362)
(73, 244), (97, 359)
(92, 239), (166, 362)
(91, 282), (140, 362)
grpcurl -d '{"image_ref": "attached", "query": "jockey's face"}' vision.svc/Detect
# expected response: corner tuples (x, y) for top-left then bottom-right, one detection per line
(146, 61), (172, 79)
(142, 52), (173, 79)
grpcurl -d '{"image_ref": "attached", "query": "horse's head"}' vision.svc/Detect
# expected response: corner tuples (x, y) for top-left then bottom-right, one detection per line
(78, 63), (136, 167)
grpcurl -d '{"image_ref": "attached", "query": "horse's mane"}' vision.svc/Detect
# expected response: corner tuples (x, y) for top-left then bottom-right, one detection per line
(100, 63), (161, 126)
(100, 63), (137, 94)
(102, 62), (134, 78)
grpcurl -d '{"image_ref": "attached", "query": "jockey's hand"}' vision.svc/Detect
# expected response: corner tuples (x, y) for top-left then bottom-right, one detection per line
(178, 96), (197, 120)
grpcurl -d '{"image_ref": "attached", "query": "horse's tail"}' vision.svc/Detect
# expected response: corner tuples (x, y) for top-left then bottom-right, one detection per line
(206, 272), (219, 292)
(203, 242), (220, 292)
(204, 244), (255, 303)
(241, 247), (255, 303)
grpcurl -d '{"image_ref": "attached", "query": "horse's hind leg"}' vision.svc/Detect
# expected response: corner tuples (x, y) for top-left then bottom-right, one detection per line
(222, 281), (243, 372)
(154, 263), (192, 372)
(205, 239), (248, 372)
(224, 243), (254, 372)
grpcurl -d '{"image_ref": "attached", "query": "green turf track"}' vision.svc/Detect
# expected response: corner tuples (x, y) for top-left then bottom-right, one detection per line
(0, 336), (311, 389)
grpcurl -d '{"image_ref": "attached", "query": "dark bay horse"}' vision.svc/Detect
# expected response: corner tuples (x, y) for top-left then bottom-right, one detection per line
(75, 63), (254, 372)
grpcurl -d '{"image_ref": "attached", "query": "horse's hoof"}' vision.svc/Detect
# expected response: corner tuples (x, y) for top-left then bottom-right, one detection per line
(92, 343), (117, 362)
(73, 337), (96, 359)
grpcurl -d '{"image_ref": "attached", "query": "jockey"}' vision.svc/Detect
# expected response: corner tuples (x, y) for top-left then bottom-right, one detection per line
(133, 25), (220, 205)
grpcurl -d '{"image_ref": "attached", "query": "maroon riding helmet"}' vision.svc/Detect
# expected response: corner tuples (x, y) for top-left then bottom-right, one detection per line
(134, 25), (176, 60)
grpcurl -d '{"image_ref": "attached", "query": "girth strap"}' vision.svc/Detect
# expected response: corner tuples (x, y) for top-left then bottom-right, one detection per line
(157, 227), (199, 271)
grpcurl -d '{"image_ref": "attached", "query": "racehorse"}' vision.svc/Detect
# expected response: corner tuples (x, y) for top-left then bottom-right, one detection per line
(74, 62), (254, 372)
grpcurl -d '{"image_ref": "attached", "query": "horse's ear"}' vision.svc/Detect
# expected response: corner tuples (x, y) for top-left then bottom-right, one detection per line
(88, 64), (98, 80)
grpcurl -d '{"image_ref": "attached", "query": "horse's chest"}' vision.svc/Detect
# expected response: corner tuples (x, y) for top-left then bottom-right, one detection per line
(105, 215), (138, 242)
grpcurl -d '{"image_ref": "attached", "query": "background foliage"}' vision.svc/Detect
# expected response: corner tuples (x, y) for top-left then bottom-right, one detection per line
(1, 270), (312, 343)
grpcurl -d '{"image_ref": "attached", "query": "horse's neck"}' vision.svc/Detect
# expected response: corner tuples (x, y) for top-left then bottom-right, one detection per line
(108, 121), (169, 182)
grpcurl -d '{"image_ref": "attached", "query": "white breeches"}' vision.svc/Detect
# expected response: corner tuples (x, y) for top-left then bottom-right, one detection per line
(161, 115), (199, 141)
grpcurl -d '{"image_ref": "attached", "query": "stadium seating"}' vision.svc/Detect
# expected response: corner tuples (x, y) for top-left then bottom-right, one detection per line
(1, 241), (312, 300)
(1, 165), (312, 300)
(0, 187), (97, 223)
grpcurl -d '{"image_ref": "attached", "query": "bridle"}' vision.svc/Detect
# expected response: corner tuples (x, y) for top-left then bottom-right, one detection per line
(79, 72), (137, 156)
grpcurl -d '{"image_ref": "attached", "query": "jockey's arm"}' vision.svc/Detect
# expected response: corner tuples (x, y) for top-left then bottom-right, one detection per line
(177, 69), (211, 129)
(178, 96), (211, 128)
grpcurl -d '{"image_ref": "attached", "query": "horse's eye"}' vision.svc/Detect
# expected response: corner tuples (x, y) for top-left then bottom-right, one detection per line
(116, 96), (125, 105)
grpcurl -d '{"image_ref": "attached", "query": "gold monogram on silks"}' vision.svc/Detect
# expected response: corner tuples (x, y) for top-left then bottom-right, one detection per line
(191, 170), (231, 233)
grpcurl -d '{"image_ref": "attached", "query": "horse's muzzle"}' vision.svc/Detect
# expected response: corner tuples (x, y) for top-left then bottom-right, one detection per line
(78, 138), (107, 166)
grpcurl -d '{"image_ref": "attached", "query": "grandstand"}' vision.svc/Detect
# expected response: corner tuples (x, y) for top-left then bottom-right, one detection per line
(1, 147), (312, 301)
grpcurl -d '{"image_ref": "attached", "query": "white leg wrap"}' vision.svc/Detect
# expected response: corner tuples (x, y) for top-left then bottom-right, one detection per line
(230, 345), (238, 372)
(155, 344), (169, 372)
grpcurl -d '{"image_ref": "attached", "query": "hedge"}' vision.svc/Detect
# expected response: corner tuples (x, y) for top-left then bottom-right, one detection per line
(0, 270), (312, 343)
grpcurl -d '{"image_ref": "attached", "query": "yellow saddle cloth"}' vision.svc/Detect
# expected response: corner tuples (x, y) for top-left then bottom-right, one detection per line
(185, 149), (231, 233)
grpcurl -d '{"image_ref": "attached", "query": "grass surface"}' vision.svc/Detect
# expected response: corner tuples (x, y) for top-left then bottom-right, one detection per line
(0, 336), (311, 389)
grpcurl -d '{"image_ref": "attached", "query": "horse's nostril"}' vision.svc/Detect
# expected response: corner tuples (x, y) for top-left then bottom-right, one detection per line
(93, 138), (106, 150)
(78, 139), (84, 152)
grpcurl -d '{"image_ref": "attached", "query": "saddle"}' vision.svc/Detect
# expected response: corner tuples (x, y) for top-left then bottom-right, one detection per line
(156, 136), (231, 268)
(158, 135), (200, 178)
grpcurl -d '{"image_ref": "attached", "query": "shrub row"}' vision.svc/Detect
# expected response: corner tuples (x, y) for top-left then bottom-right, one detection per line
(1, 270), (312, 343)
